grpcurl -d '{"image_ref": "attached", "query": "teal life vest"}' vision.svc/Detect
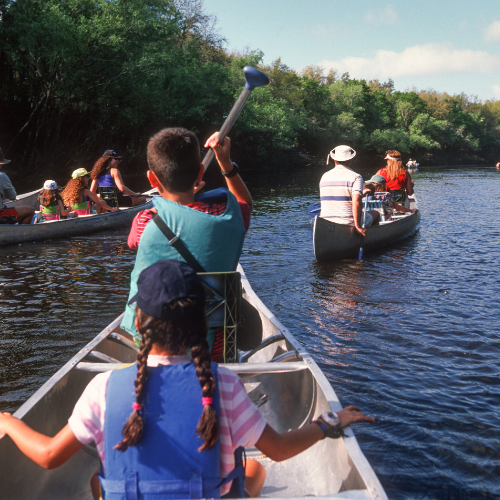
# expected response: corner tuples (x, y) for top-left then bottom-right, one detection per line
(121, 189), (245, 338)
(98, 362), (239, 500)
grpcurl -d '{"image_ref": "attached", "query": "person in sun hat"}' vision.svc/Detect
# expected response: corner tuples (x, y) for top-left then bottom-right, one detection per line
(0, 258), (374, 500)
(37, 180), (77, 220)
(89, 149), (146, 212)
(0, 149), (35, 224)
(319, 145), (379, 235)
(61, 167), (118, 215)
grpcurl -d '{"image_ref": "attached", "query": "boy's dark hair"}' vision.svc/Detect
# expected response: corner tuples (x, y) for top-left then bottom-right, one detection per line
(147, 128), (201, 193)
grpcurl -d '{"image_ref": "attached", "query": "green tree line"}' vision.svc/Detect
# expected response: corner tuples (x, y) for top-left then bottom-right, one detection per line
(1, 0), (499, 181)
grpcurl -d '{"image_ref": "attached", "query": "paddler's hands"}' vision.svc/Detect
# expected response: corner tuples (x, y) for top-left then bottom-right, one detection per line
(338, 405), (374, 427)
(194, 181), (205, 194)
(355, 225), (367, 237)
(204, 132), (232, 172)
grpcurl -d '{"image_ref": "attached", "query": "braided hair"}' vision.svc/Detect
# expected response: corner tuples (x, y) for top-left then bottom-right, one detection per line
(115, 299), (218, 452)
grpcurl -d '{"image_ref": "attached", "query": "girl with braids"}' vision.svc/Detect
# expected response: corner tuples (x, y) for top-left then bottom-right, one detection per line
(0, 260), (374, 500)
(62, 168), (118, 215)
(376, 150), (414, 205)
(90, 150), (146, 212)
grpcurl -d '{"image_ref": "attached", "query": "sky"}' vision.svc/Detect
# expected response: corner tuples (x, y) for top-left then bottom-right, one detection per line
(201, 0), (500, 101)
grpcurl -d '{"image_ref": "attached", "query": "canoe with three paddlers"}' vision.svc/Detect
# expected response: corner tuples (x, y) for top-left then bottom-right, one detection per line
(311, 195), (421, 261)
(0, 265), (387, 500)
(0, 195), (154, 246)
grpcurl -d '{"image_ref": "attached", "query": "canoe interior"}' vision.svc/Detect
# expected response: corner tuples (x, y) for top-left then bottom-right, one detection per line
(0, 267), (386, 500)
(313, 196), (420, 261)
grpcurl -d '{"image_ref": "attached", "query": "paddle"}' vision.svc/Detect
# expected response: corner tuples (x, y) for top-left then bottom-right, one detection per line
(142, 66), (269, 196)
(358, 196), (368, 260)
(201, 66), (270, 171)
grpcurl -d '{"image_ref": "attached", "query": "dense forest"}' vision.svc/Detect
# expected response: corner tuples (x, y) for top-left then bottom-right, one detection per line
(1, 0), (500, 182)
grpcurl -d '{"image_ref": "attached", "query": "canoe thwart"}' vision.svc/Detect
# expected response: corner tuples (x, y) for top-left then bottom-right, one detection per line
(240, 333), (286, 362)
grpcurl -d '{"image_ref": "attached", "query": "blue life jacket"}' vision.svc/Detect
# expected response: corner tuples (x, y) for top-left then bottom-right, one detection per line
(98, 170), (117, 188)
(98, 362), (242, 500)
(121, 188), (245, 337)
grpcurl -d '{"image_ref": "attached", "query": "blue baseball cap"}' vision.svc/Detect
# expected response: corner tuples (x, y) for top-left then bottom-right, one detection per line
(128, 260), (205, 320)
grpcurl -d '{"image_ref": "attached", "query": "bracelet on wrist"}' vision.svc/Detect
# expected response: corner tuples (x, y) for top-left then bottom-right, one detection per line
(221, 161), (239, 178)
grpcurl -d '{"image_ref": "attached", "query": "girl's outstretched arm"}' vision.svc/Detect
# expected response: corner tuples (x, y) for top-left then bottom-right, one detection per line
(0, 413), (82, 469)
(255, 405), (374, 462)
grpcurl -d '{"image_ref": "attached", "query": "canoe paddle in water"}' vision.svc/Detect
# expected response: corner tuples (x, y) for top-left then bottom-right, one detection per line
(358, 196), (368, 260)
(201, 66), (269, 171)
(142, 66), (269, 196)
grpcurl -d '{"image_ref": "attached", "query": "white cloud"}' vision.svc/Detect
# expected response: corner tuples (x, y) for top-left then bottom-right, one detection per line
(483, 20), (500, 42)
(319, 43), (500, 80)
(492, 85), (500, 99)
(364, 5), (399, 25)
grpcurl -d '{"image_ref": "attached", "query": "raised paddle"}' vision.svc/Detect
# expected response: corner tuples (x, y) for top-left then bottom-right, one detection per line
(201, 66), (269, 171)
(142, 66), (269, 196)
(358, 195), (368, 260)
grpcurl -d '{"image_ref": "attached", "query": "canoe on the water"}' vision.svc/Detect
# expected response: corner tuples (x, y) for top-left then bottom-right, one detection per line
(313, 195), (420, 261)
(0, 199), (153, 246)
(4, 188), (40, 210)
(0, 265), (387, 500)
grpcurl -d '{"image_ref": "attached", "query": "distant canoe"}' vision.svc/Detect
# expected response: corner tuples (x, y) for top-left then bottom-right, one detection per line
(4, 188), (40, 210)
(0, 200), (153, 246)
(313, 196), (420, 261)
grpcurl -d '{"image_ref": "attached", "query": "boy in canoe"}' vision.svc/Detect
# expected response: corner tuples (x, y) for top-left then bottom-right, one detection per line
(0, 259), (375, 499)
(121, 128), (253, 354)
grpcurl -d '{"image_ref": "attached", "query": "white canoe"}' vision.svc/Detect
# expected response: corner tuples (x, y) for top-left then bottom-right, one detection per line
(0, 265), (387, 500)
(4, 188), (41, 210)
(313, 196), (420, 261)
(0, 200), (153, 246)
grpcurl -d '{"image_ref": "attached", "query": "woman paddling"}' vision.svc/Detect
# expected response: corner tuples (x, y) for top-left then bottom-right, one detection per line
(376, 150), (414, 206)
(62, 168), (117, 215)
(0, 259), (374, 500)
(90, 150), (146, 212)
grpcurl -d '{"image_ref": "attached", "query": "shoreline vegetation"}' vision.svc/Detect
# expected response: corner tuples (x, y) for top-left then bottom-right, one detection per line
(1, 0), (500, 186)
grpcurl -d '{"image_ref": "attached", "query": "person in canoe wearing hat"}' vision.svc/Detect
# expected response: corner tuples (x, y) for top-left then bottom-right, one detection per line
(62, 168), (118, 215)
(37, 180), (78, 220)
(319, 145), (380, 236)
(0, 259), (375, 500)
(90, 150), (146, 212)
(0, 149), (35, 224)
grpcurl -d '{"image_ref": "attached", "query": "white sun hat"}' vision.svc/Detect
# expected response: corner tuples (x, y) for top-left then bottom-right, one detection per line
(327, 145), (356, 164)
(43, 180), (58, 190)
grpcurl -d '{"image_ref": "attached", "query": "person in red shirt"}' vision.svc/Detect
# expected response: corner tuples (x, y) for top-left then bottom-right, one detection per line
(376, 150), (414, 206)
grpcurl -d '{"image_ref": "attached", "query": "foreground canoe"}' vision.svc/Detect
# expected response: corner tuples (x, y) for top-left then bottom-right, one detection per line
(313, 196), (420, 261)
(0, 200), (153, 246)
(0, 265), (387, 500)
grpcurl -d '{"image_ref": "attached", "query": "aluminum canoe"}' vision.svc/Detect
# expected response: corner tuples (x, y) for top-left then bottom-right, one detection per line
(0, 265), (387, 500)
(4, 188), (40, 210)
(313, 196), (420, 261)
(0, 199), (154, 246)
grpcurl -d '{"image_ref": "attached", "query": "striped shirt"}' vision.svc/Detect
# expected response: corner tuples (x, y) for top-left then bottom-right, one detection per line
(319, 165), (363, 224)
(68, 355), (267, 495)
(127, 201), (251, 250)
(0, 172), (17, 209)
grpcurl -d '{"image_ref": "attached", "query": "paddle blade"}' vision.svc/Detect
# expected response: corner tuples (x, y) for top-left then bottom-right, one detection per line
(243, 66), (270, 90)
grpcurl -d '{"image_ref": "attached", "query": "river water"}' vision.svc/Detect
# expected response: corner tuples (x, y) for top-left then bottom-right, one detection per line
(0, 165), (499, 499)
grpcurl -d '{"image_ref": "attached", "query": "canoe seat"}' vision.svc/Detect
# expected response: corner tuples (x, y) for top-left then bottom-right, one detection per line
(199, 271), (241, 363)
(98, 186), (119, 207)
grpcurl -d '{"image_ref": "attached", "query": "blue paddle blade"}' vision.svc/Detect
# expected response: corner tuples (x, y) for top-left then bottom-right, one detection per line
(308, 201), (321, 218)
(243, 66), (270, 90)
